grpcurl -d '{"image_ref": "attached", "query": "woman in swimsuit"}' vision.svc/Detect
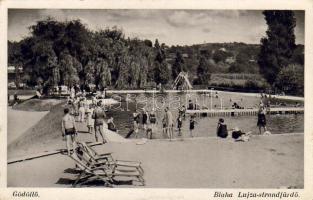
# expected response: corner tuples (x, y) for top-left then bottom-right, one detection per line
(133, 109), (140, 138)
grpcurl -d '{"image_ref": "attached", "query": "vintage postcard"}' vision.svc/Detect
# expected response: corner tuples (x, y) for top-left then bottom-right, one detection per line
(0, 0), (312, 199)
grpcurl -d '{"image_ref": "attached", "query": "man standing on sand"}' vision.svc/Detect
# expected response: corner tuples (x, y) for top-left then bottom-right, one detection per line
(165, 107), (174, 141)
(92, 101), (107, 143)
(61, 108), (77, 155)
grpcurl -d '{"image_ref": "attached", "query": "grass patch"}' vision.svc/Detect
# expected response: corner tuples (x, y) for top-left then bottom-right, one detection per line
(8, 102), (65, 155)
(8, 89), (36, 96)
(13, 99), (63, 111)
(269, 97), (304, 106)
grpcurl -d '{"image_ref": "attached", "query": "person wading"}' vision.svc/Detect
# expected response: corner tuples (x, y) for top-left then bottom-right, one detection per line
(257, 105), (267, 135)
(133, 109), (140, 138)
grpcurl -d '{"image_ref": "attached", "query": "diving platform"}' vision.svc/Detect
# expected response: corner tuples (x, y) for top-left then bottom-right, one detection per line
(186, 107), (304, 117)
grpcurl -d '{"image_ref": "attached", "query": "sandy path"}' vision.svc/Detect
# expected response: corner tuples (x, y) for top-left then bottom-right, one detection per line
(7, 107), (49, 145)
(8, 134), (303, 188)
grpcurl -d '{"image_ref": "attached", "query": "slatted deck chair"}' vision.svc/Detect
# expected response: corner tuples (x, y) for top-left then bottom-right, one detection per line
(79, 142), (144, 175)
(73, 147), (145, 186)
(68, 153), (113, 187)
(83, 142), (115, 161)
(76, 143), (141, 175)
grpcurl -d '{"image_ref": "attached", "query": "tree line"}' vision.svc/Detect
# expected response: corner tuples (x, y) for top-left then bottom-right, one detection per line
(8, 10), (304, 96)
(8, 19), (171, 93)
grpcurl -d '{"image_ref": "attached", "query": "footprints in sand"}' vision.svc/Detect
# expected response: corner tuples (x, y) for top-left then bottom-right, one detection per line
(267, 148), (286, 156)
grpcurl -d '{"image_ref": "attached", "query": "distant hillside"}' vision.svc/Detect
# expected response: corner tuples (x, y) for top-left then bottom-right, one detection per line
(165, 42), (304, 80)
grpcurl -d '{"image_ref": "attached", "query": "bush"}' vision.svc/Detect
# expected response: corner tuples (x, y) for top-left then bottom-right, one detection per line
(275, 64), (304, 96)
(245, 80), (260, 90)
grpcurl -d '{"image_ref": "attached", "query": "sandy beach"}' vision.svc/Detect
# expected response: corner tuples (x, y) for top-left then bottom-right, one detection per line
(7, 96), (304, 188)
(8, 134), (303, 188)
(7, 107), (49, 145)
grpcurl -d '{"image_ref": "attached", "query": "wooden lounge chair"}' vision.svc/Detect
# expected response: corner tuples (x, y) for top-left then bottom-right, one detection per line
(69, 153), (113, 187)
(79, 142), (144, 175)
(75, 143), (140, 175)
(69, 152), (145, 187)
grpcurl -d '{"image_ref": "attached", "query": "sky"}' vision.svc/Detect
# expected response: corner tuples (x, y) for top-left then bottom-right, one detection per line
(8, 9), (305, 45)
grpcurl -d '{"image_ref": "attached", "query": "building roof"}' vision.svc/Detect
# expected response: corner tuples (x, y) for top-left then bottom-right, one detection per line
(8, 66), (23, 73)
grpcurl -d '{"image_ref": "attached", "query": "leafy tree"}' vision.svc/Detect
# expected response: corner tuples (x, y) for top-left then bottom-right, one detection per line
(58, 52), (80, 87)
(258, 10), (296, 85)
(291, 45), (304, 65)
(84, 60), (95, 85)
(172, 51), (186, 79)
(154, 62), (170, 85)
(153, 39), (170, 85)
(8, 41), (23, 87)
(144, 39), (153, 47)
(212, 49), (232, 63)
(228, 52), (250, 73)
(95, 58), (111, 89)
(275, 64), (304, 96)
(196, 55), (212, 84)
(236, 52), (250, 64)
(154, 39), (160, 49)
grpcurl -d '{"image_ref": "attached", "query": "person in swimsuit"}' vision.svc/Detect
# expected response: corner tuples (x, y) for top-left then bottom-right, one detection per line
(149, 110), (157, 125)
(216, 118), (228, 138)
(107, 117), (117, 132)
(189, 115), (196, 137)
(147, 109), (157, 139)
(86, 104), (94, 134)
(165, 107), (174, 141)
(257, 106), (267, 134)
(133, 109), (140, 138)
(142, 108), (148, 130)
(162, 110), (167, 136)
(124, 110), (140, 139)
(178, 105), (186, 119)
(231, 127), (251, 142)
(177, 115), (183, 136)
(61, 108), (77, 155)
(188, 100), (194, 110)
(92, 101), (107, 143)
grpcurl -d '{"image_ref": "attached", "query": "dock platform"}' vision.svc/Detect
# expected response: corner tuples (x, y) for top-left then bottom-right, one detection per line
(186, 107), (304, 117)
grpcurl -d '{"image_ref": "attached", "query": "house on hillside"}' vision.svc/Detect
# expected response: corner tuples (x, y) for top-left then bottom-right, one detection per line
(225, 57), (235, 64)
(8, 65), (24, 88)
(182, 53), (189, 58)
(166, 53), (176, 62)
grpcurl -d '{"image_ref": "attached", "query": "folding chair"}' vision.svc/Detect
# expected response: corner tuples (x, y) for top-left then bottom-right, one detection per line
(71, 148), (145, 186)
(79, 142), (144, 175)
(68, 154), (113, 187)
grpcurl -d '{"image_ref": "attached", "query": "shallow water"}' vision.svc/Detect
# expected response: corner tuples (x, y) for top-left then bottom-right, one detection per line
(106, 92), (304, 139)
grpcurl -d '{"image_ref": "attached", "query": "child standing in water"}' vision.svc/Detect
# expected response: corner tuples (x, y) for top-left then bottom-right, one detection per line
(133, 109), (140, 138)
(177, 115), (183, 137)
(142, 108), (148, 130)
(189, 115), (196, 137)
(257, 106), (267, 134)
